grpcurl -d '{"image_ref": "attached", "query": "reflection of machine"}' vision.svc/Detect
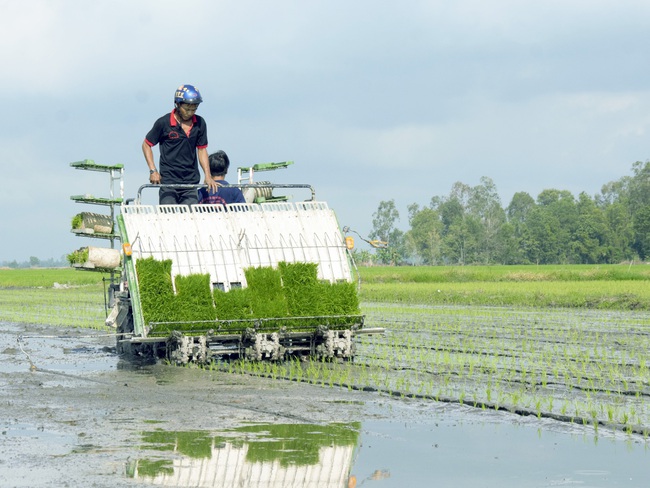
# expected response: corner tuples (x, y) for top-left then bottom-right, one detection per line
(127, 423), (360, 488)
(69, 160), (383, 364)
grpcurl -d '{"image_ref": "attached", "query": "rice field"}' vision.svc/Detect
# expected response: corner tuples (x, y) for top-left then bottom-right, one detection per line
(2, 266), (650, 436)
(358, 263), (650, 283)
(226, 304), (650, 436)
(0, 268), (106, 288)
(0, 283), (107, 328)
(358, 280), (650, 309)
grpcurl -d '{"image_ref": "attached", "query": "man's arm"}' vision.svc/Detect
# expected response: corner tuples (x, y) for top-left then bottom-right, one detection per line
(198, 147), (218, 192)
(142, 140), (160, 184)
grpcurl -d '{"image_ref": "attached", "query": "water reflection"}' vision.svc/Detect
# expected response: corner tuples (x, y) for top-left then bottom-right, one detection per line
(127, 422), (360, 487)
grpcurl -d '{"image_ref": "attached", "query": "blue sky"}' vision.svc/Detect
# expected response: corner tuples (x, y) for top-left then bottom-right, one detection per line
(2, 0), (649, 261)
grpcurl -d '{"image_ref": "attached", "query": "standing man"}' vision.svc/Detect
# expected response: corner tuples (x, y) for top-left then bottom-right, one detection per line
(142, 84), (219, 205)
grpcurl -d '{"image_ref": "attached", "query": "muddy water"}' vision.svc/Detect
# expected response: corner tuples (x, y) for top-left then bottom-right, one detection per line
(1, 321), (649, 488)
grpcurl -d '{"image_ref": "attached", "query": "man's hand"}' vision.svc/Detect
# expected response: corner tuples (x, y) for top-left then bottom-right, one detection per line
(204, 176), (219, 193)
(197, 147), (217, 192)
(142, 141), (161, 185)
(150, 170), (161, 185)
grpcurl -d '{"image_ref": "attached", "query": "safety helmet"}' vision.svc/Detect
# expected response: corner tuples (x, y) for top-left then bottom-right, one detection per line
(174, 84), (203, 105)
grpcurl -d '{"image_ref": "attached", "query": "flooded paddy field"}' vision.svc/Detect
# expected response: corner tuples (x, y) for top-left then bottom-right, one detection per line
(359, 304), (650, 435)
(2, 303), (650, 487)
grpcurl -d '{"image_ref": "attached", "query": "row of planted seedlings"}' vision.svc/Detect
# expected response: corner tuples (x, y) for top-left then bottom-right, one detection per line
(226, 304), (650, 437)
(0, 285), (107, 328)
(354, 305), (650, 436)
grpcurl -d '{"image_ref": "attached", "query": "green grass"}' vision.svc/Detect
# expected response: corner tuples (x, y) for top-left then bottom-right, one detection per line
(0, 268), (109, 328)
(357, 265), (650, 310)
(359, 280), (650, 309)
(0, 268), (107, 288)
(358, 264), (650, 283)
(0, 284), (107, 328)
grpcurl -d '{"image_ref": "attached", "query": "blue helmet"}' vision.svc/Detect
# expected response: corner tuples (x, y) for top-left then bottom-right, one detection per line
(174, 84), (203, 105)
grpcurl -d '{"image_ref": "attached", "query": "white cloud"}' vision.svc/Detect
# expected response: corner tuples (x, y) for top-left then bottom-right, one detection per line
(565, 93), (638, 114)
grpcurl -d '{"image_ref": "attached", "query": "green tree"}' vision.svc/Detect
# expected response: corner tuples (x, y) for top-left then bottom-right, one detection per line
(350, 248), (373, 266)
(597, 177), (631, 206)
(601, 201), (634, 262)
(633, 206), (650, 260)
(405, 204), (443, 265)
(507, 192), (535, 227)
(572, 192), (608, 263)
(493, 221), (521, 264)
(627, 161), (650, 260)
(535, 189), (578, 263)
(524, 206), (561, 264)
(592, 161), (650, 261)
(433, 183), (475, 264)
(467, 177), (506, 264)
(628, 160), (650, 206)
(506, 192), (536, 264)
(370, 200), (407, 264)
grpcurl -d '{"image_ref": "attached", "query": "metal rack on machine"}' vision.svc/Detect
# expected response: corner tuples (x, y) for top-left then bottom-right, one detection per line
(69, 159), (124, 277)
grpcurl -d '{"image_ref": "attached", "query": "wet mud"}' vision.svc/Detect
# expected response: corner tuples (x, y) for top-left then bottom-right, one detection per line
(2, 321), (649, 487)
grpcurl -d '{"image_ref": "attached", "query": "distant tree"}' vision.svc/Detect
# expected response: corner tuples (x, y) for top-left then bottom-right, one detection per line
(572, 192), (608, 263)
(493, 221), (521, 264)
(597, 177), (631, 207)
(628, 161), (650, 206)
(370, 200), (399, 242)
(535, 189), (578, 263)
(507, 192), (535, 225)
(601, 201), (634, 262)
(441, 215), (482, 265)
(627, 161), (650, 260)
(29, 256), (40, 267)
(506, 192), (536, 264)
(379, 160), (650, 266)
(524, 206), (560, 264)
(467, 177), (506, 264)
(432, 179), (506, 264)
(405, 203), (443, 265)
(370, 200), (407, 264)
(350, 248), (373, 266)
(632, 206), (650, 260)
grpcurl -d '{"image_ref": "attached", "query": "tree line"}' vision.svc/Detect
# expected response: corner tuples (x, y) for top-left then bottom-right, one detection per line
(360, 160), (650, 266)
(1, 256), (68, 269)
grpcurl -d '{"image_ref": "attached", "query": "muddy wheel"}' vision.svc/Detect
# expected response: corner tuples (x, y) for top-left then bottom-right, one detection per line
(114, 292), (134, 356)
(113, 292), (165, 361)
(166, 332), (210, 365)
(315, 329), (355, 360)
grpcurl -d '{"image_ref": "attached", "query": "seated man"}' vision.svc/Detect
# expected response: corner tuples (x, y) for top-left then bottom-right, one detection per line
(198, 150), (246, 205)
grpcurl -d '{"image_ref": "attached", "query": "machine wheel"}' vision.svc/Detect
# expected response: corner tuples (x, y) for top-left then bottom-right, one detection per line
(114, 292), (135, 356)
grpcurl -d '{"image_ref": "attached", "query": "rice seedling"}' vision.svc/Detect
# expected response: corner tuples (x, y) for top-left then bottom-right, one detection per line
(0, 284), (107, 328)
(350, 304), (650, 436)
(135, 258), (362, 334)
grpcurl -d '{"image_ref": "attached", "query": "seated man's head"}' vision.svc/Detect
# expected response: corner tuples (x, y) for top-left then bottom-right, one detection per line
(208, 150), (230, 177)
